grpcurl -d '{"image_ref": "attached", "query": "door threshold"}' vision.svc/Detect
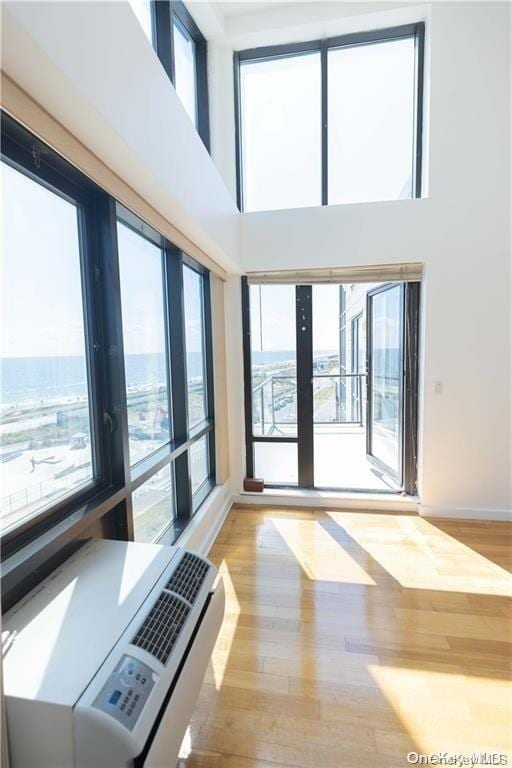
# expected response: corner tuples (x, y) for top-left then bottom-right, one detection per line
(234, 487), (419, 513)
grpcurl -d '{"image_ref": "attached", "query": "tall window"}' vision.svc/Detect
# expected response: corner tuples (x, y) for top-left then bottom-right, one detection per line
(183, 265), (207, 429)
(247, 284), (298, 485)
(1, 162), (94, 535)
(117, 222), (171, 465)
(235, 24), (424, 212)
(328, 37), (416, 204)
(1, 114), (217, 607)
(173, 16), (198, 126)
(238, 52), (322, 212)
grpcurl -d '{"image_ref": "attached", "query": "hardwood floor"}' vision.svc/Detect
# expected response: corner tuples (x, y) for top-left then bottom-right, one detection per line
(183, 506), (512, 768)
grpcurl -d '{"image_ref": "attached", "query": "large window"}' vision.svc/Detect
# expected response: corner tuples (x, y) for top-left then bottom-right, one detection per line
(1, 162), (94, 536)
(238, 51), (321, 212)
(1, 114), (217, 611)
(235, 24), (424, 212)
(118, 222), (171, 465)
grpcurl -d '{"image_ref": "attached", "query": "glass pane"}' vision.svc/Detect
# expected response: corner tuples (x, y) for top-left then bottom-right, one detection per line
(132, 464), (174, 543)
(240, 52), (321, 212)
(190, 435), (209, 495)
(312, 282), (400, 491)
(250, 285), (297, 437)
(0, 162), (93, 534)
(370, 285), (402, 476)
(183, 265), (207, 429)
(129, 0), (153, 44)
(254, 443), (298, 485)
(328, 37), (416, 205)
(117, 222), (170, 465)
(173, 17), (197, 126)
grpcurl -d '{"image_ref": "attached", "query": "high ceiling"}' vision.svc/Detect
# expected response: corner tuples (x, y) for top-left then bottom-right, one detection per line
(215, 2), (302, 17)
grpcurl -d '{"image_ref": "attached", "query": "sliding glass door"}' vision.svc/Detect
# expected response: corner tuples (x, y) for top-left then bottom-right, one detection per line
(366, 283), (405, 481)
(243, 278), (418, 493)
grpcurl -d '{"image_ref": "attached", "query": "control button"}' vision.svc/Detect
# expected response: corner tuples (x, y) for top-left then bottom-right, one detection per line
(141, 677), (146, 685)
(134, 694), (139, 701)
(128, 689), (133, 696)
(120, 704), (126, 712)
(136, 674), (141, 681)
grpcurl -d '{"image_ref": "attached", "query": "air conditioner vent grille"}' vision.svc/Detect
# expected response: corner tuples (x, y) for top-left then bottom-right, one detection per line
(132, 592), (190, 665)
(166, 552), (210, 605)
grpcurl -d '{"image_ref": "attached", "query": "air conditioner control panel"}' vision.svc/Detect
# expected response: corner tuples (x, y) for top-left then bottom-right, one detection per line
(92, 655), (157, 730)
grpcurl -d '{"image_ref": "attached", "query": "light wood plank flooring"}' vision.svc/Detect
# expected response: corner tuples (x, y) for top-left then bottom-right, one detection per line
(182, 506), (512, 768)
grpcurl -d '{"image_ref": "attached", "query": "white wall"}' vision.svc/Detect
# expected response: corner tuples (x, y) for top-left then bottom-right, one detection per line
(235, 2), (511, 517)
(1, 1), (242, 273)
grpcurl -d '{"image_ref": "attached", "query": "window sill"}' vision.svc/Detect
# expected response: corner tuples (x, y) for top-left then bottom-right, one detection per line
(235, 487), (419, 513)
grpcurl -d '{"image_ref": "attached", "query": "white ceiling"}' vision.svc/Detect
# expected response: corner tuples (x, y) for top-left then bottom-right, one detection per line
(215, 2), (303, 18)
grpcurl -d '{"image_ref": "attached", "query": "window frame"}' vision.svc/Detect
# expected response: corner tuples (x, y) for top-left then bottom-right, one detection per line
(153, 0), (210, 150)
(241, 276), (420, 496)
(234, 23), (425, 212)
(1, 114), (216, 611)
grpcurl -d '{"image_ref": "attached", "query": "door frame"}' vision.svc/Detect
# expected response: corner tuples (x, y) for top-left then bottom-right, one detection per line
(242, 278), (420, 495)
(366, 282), (405, 485)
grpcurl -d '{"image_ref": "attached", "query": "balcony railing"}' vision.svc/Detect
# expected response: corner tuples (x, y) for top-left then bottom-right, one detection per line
(252, 373), (366, 436)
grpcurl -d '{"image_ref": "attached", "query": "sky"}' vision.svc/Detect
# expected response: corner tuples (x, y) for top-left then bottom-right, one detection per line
(1, 161), (88, 359)
(0, 165), (203, 362)
(250, 284), (344, 352)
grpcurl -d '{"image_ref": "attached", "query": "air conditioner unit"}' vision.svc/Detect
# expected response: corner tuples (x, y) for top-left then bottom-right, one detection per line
(2, 539), (225, 768)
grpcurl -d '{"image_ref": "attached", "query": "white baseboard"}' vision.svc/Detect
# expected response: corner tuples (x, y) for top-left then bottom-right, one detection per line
(233, 489), (419, 513)
(175, 482), (233, 555)
(419, 505), (512, 522)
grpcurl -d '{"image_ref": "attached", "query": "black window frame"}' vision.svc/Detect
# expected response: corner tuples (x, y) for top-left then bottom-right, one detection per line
(234, 22), (425, 211)
(242, 276), (419, 496)
(1, 113), (216, 612)
(153, 0), (210, 151)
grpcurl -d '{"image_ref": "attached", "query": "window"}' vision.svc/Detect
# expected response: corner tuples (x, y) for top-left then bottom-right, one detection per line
(238, 51), (322, 212)
(117, 222), (171, 465)
(190, 435), (209, 494)
(152, 1), (210, 149)
(1, 114), (217, 610)
(183, 264), (208, 429)
(242, 276), (419, 494)
(244, 283), (298, 486)
(249, 284), (297, 437)
(328, 37), (416, 204)
(173, 16), (197, 126)
(235, 24), (424, 212)
(132, 464), (175, 543)
(1, 162), (94, 536)
(129, 0), (153, 44)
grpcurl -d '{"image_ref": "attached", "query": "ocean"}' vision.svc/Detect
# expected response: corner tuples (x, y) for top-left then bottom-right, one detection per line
(0, 353), (203, 406)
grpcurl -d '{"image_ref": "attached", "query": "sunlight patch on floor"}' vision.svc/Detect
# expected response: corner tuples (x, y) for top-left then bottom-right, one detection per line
(368, 662), (512, 755)
(211, 560), (239, 690)
(271, 516), (376, 585)
(328, 512), (512, 596)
